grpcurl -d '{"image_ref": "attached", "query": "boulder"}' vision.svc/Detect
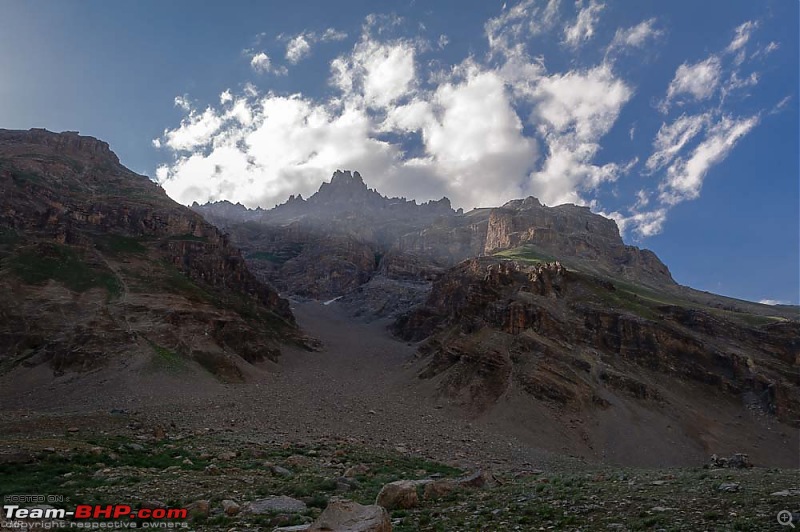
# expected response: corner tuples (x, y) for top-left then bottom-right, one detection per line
(423, 479), (456, 500)
(308, 499), (391, 532)
(375, 480), (419, 510)
(221, 499), (240, 516)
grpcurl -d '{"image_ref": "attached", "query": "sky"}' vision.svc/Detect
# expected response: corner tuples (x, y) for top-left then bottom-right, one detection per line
(0, 0), (798, 305)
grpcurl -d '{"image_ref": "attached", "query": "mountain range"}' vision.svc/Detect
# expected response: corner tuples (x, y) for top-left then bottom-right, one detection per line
(0, 129), (797, 468)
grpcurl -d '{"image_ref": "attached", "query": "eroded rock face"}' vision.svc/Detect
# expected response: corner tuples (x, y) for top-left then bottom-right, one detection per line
(483, 199), (673, 285)
(394, 257), (800, 435)
(0, 129), (297, 383)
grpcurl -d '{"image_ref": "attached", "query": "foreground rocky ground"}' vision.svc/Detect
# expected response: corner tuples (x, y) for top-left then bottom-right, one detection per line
(1, 421), (797, 531)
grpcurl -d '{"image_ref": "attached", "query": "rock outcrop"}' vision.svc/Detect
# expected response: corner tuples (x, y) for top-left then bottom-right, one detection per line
(0, 129), (298, 389)
(393, 256), (800, 464)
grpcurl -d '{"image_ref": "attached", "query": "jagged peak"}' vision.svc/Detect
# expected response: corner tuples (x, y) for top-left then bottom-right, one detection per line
(329, 169), (365, 186)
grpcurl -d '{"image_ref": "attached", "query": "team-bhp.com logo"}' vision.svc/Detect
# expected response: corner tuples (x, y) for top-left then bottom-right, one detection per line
(3, 501), (189, 528)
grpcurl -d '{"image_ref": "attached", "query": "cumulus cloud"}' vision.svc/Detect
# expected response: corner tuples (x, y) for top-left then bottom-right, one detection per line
(154, 3), (775, 241)
(286, 35), (312, 63)
(331, 36), (417, 109)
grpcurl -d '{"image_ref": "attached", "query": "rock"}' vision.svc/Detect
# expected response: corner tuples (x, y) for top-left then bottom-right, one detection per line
(344, 464), (370, 478)
(308, 498), (391, 532)
(274, 526), (311, 532)
(244, 496), (307, 515)
(67, 427), (79, 433)
(186, 500), (210, 518)
(423, 479), (456, 500)
(718, 483), (740, 492)
(335, 476), (360, 492)
(205, 464), (221, 475)
(771, 489), (800, 497)
(375, 480), (419, 510)
(651, 480), (668, 486)
(218, 451), (237, 461)
(270, 465), (294, 477)
(221, 500), (240, 516)
(710, 453), (752, 469)
(457, 470), (489, 488)
(286, 454), (310, 467)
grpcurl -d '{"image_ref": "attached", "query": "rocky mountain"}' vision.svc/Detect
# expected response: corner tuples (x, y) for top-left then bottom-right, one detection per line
(192, 168), (799, 465)
(393, 256), (799, 465)
(192, 170), (679, 304)
(0, 129), (300, 395)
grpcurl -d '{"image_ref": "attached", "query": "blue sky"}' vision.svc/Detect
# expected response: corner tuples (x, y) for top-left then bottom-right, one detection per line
(0, 0), (797, 305)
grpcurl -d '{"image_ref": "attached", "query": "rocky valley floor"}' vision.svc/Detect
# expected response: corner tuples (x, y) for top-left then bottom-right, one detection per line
(2, 301), (799, 531)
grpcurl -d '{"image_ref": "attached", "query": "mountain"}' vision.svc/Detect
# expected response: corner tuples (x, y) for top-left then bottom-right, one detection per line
(195, 168), (799, 465)
(0, 129), (299, 405)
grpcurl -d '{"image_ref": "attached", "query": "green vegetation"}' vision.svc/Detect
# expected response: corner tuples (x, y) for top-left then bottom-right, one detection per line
(493, 245), (556, 264)
(146, 340), (186, 372)
(0, 226), (21, 259)
(96, 234), (147, 254)
(246, 243), (303, 265)
(6, 243), (121, 298)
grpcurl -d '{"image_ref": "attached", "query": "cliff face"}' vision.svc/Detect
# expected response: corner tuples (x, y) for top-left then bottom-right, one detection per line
(393, 257), (800, 465)
(0, 129), (296, 382)
(482, 199), (673, 285)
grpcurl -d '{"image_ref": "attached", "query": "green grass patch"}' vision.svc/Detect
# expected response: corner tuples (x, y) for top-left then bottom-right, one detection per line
(146, 340), (186, 371)
(6, 243), (121, 298)
(96, 234), (147, 254)
(493, 245), (556, 264)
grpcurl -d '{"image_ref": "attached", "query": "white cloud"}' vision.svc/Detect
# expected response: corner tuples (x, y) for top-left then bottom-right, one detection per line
(607, 18), (662, 56)
(321, 28), (348, 42)
(331, 35), (417, 109)
(161, 106), (223, 151)
(658, 114), (759, 205)
(250, 52), (272, 73)
(646, 113), (710, 171)
(286, 35), (312, 63)
(727, 20), (758, 53)
(563, 0), (605, 48)
(527, 64), (633, 205)
(759, 299), (789, 306)
(282, 28), (348, 65)
(661, 56), (722, 110)
(155, 6), (774, 243)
